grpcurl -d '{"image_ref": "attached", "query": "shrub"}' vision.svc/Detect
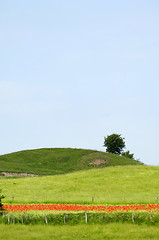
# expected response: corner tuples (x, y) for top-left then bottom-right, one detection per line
(0, 189), (5, 211)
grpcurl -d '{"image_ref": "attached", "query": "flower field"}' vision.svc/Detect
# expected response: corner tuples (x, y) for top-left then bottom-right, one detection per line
(3, 204), (159, 213)
(1, 204), (159, 226)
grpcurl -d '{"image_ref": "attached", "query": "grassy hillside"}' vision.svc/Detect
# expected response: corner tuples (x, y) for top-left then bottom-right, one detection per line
(1, 166), (158, 205)
(0, 148), (143, 175)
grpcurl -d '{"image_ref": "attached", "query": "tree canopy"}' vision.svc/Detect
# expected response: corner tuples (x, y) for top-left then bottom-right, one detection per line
(104, 134), (125, 155)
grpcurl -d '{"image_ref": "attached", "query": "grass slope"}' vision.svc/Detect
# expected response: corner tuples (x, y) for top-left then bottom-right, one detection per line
(1, 166), (159, 204)
(0, 148), (142, 175)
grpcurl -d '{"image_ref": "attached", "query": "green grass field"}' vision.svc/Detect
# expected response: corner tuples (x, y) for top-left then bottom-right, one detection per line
(1, 223), (159, 240)
(0, 148), (143, 175)
(0, 148), (158, 239)
(1, 165), (159, 204)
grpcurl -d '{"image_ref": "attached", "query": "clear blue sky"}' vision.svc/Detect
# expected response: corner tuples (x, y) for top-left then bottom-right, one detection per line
(0, 0), (159, 165)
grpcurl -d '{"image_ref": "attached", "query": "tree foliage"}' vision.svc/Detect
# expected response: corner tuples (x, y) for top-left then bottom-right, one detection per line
(121, 150), (134, 159)
(104, 134), (125, 155)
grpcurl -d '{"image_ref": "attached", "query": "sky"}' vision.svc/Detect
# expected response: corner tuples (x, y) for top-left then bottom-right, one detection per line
(0, 0), (159, 166)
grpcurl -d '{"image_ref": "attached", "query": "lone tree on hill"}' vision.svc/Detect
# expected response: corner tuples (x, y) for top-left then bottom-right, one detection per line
(104, 133), (125, 155)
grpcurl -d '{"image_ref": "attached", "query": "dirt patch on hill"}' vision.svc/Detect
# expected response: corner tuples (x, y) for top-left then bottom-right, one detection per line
(0, 171), (38, 177)
(89, 159), (108, 166)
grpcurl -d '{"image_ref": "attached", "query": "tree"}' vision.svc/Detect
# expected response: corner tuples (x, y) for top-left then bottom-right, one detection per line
(121, 150), (134, 159)
(104, 133), (125, 155)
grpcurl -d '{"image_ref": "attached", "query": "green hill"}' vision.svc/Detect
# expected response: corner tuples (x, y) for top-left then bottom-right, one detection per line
(1, 165), (158, 205)
(0, 148), (143, 176)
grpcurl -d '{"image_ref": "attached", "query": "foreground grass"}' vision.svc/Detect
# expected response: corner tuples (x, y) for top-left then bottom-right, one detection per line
(1, 223), (159, 240)
(1, 166), (159, 204)
(0, 148), (142, 175)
